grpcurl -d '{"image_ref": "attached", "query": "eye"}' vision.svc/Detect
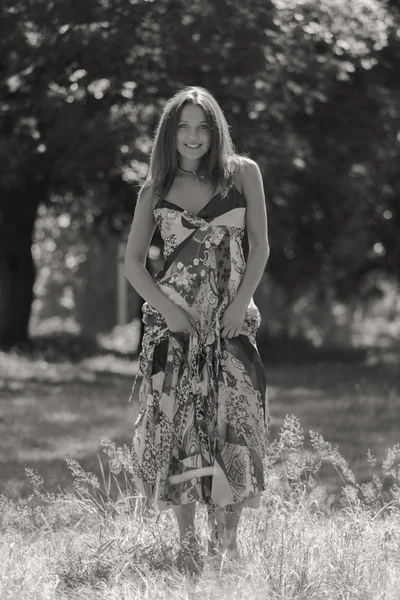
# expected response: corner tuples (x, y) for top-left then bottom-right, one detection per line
(178, 123), (188, 128)
(199, 124), (208, 129)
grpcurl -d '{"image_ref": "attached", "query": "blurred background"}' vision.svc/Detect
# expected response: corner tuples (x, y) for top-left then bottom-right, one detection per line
(0, 0), (399, 499)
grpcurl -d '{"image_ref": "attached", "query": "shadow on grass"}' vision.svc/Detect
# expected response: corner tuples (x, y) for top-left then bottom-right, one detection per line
(257, 334), (369, 364)
(1, 331), (383, 391)
(2, 331), (376, 365)
(1, 330), (399, 503)
(13, 332), (138, 363)
(0, 332), (140, 387)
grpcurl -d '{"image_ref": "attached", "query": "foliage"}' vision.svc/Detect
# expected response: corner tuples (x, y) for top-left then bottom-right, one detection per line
(1, 0), (400, 346)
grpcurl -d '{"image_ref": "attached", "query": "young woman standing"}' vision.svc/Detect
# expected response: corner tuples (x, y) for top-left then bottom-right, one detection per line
(124, 86), (270, 571)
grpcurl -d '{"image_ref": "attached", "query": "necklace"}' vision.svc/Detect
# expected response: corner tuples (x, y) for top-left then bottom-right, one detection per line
(178, 164), (198, 175)
(178, 164), (206, 182)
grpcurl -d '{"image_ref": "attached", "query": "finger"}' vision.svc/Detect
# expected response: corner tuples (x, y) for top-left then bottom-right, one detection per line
(187, 317), (197, 330)
(228, 327), (240, 339)
(221, 325), (229, 338)
(221, 322), (232, 336)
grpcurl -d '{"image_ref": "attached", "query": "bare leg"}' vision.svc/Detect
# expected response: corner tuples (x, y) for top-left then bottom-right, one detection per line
(172, 502), (196, 545)
(224, 501), (244, 552)
(207, 507), (226, 555)
(172, 502), (202, 573)
(207, 501), (243, 555)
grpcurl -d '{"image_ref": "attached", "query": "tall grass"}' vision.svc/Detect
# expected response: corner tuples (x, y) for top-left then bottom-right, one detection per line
(1, 415), (399, 599)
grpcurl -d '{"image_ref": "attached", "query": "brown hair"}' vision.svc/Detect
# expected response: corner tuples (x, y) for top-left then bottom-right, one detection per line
(140, 86), (248, 201)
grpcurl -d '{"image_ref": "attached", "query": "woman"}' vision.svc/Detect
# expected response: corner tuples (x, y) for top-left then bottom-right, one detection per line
(124, 86), (270, 570)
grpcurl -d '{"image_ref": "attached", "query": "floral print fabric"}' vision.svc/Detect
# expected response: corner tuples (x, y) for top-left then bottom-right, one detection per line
(130, 183), (269, 513)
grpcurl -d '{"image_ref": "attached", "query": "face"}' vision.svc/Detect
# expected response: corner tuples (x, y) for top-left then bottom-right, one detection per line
(176, 103), (211, 165)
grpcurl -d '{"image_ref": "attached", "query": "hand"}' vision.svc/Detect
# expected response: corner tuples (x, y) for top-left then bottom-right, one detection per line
(220, 299), (247, 339)
(163, 303), (196, 335)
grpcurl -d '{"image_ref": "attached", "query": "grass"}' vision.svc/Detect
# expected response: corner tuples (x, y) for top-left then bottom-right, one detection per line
(0, 414), (399, 599)
(0, 334), (400, 598)
(1, 495), (400, 599)
(0, 335), (399, 499)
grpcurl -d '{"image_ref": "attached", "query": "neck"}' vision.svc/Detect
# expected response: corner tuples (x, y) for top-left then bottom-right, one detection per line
(179, 165), (197, 175)
(178, 159), (203, 173)
(178, 163), (207, 183)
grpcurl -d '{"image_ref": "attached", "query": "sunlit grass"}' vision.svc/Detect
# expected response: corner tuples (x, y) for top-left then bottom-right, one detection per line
(1, 342), (400, 597)
(0, 415), (399, 599)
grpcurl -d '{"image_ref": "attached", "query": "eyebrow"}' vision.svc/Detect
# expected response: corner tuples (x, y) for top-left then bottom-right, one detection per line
(179, 120), (208, 123)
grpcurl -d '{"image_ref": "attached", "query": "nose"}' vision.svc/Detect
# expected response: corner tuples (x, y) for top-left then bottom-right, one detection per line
(186, 126), (203, 138)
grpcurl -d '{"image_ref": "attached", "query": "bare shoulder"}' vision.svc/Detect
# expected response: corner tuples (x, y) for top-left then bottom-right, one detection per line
(233, 157), (264, 198)
(137, 184), (158, 211)
(234, 158), (268, 243)
(129, 183), (158, 236)
(237, 156), (262, 177)
(125, 183), (157, 266)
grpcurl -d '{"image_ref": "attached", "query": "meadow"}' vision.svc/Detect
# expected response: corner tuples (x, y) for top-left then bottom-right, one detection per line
(0, 337), (399, 599)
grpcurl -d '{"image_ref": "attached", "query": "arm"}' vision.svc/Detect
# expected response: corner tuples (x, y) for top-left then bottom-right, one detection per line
(221, 159), (269, 338)
(235, 158), (270, 306)
(124, 188), (175, 317)
(124, 187), (195, 334)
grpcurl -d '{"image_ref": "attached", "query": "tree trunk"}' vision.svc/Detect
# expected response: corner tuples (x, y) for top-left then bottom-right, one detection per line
(74, 235), (119, 339)
(0, 191), (41, 350)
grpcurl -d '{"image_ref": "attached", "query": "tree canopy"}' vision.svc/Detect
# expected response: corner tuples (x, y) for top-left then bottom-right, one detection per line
(1, 0), (399, 347)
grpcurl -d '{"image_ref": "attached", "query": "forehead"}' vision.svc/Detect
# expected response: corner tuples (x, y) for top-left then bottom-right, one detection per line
(179, 103), (207, 122)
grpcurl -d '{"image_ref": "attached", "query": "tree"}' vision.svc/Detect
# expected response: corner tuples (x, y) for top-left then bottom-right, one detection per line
(1, 0), (399, 348)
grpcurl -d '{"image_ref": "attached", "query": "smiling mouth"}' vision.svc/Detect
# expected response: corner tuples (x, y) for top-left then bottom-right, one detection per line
(185, 143), (201, 149)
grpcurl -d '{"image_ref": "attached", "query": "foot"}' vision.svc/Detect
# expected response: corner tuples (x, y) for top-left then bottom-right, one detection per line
(209, 535), (240, 565)
(207, 509), (226, 557)
(176, 534), (203, 575)
(208, 533), (224, 557)
(223, 543), (240, 561)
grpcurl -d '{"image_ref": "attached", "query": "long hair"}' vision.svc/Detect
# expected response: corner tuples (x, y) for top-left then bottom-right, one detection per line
(140, 86), (247, 201)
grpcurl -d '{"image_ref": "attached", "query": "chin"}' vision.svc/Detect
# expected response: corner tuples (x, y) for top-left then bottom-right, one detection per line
(178, 147), (208, 160)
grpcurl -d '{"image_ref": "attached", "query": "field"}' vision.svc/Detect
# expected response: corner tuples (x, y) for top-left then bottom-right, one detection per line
(0, 340), (399, 598)
(1, 342), (399, 499)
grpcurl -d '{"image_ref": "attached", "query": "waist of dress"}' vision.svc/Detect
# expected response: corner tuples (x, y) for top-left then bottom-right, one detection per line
(142, 289), (261, 341)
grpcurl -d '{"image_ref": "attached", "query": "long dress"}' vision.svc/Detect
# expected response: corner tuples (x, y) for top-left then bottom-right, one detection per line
(129, 181), (269, 514)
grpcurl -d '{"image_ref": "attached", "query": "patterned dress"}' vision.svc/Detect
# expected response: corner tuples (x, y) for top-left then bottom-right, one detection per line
(130, 182), (269, 514)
